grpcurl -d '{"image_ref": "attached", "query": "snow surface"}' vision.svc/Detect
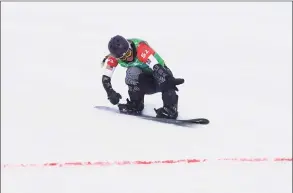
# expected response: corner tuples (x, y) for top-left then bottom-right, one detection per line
(1, 2), (292, 193)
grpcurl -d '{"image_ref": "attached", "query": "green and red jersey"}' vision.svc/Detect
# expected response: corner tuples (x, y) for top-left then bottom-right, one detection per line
(103, 38), (165, 78)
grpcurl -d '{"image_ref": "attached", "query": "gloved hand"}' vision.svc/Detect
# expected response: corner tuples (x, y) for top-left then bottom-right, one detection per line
(171, 77), (184, 91)
(153, 64), (184, 91)
(160, 75), (185, 91)
(107, 89), (122, 105)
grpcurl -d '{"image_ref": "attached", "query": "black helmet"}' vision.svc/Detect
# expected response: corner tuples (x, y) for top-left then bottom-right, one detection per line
(108, 35), (130, 58)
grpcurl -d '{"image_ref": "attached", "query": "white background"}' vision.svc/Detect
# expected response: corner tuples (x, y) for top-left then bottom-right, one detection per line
(1, 2), (292, 193)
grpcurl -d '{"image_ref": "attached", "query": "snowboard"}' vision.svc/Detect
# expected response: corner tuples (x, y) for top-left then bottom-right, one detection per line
(94, 105), (209, 127)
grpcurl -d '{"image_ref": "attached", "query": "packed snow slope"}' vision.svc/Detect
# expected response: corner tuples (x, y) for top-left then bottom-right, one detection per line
(1, 2), (292, 193)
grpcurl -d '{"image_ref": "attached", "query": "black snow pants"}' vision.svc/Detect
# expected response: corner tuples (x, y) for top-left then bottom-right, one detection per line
(124, 66), (178, 107)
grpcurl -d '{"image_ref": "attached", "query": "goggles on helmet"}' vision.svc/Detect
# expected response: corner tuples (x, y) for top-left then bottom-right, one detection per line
(119, 48), (133, 61)
(119, 41), (133, 61)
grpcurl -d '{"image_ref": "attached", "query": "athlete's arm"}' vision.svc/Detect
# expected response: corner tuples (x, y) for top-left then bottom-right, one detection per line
(136, 42), (165, 69)
(102, 56), (118, 94)
(136, 42), (184, 91)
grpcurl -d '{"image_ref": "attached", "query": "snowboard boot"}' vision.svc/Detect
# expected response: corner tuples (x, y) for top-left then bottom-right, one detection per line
(155, 90), (179, 119)
(118, 89), (144, 115)
(118, 98), (144, 115)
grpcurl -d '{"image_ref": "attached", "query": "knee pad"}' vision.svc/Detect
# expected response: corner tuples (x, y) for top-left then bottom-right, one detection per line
(125, 67), (143, 86)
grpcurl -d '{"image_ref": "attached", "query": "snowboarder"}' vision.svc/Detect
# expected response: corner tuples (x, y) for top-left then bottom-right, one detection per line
(101, 35), (184, 119)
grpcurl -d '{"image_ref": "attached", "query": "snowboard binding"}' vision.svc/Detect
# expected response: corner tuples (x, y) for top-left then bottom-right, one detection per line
(118, 98), (144, 115)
